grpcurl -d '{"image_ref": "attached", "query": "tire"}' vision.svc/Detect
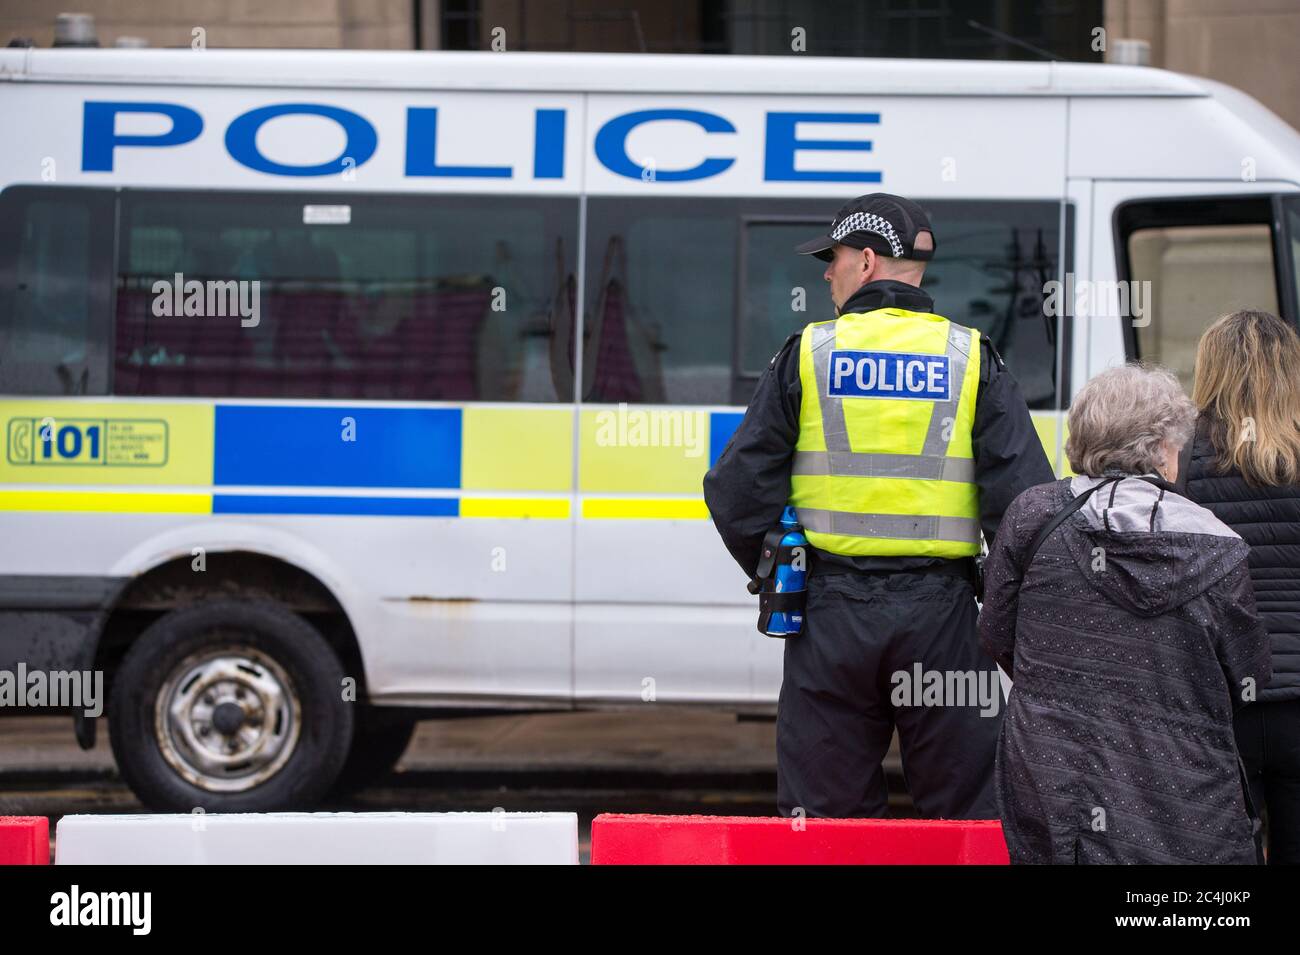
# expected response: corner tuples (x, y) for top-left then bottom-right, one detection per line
(328, 709), (418, 797)
(108, 598), (354, 812)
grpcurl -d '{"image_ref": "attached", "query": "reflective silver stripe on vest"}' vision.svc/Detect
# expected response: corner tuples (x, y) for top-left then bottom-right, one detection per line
(806, 317), (974, 480)
(809, 320), (850, 452)
(792, 451), (975, 483)
(797, 508), (980, 544)
(919, 323), (973, 458)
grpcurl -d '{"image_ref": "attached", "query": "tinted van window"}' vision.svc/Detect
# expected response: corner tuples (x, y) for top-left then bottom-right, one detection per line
(588, 197), (1067, 408)
(0, 187), (113, 395)
(115, 191), (579, 401)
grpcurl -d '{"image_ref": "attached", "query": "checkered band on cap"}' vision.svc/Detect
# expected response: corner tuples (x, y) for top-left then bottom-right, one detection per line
(830, 211), (905, 257)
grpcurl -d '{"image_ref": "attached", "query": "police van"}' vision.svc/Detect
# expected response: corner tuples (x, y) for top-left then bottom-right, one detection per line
(2, 48), (1298, 810)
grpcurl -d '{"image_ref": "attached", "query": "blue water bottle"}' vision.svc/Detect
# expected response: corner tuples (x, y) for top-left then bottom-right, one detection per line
(766, 506), (808, 636)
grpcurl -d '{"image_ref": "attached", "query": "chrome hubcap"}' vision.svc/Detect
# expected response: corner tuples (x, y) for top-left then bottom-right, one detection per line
(155, 645), (301, 794)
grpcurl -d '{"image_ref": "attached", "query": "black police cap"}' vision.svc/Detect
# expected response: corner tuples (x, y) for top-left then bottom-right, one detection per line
(795, 193), (936, 263)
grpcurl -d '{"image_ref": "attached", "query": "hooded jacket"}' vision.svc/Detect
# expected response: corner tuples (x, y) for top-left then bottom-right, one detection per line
(979, 475), (1272, 864)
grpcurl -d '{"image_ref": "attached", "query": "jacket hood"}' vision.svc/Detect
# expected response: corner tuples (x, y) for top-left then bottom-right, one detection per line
(1061, 475), (1249, 617)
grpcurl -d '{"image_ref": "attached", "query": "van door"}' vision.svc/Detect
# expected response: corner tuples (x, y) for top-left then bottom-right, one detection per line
(1090, 183), (1300, 391)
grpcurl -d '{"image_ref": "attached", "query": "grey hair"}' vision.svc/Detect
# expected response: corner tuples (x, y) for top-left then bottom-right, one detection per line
(1065, 363), (1197, 477)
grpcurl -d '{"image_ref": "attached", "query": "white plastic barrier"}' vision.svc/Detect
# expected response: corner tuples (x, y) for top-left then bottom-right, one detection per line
(55, 812), (579, 865)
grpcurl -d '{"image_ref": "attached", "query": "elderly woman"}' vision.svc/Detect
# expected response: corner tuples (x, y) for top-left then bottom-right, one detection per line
(979, 364), (1271, 864)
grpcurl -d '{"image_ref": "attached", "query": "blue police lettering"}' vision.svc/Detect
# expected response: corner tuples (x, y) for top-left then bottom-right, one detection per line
(82, 102), (203, 172)
(533, 109), (565, 179)
(225, 103), (377, 176)
(80, 99), (884, 183)
(406, 106), (509, 178)
(594, 108), (735, 181)
(405, 107), (567, 179)
(764, 112), (882, 183)
(827, 350), (950, 401)
(405, 107), (565, 179)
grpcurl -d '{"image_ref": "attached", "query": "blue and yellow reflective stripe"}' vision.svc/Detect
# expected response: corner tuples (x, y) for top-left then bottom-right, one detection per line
(213, 494), (458, 516)
(0, 490), (573, 518)
(462, 408), (572, 492)
(215, 405), (460, 488)
(576, 409), (745, 495)
(1030, 411), (1072, 476)
(214, 404), (576, 492)
(581, 498), (710, 520)
(0, 399), (1071, 518)
(573, 408), (745, 519)
(0, 401), (214, 486)
(459, 497), (571, 519)
(0, 490), (211, 513)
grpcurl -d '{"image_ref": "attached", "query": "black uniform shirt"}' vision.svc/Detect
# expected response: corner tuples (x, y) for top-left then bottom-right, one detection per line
(703, 278), (1056, 580)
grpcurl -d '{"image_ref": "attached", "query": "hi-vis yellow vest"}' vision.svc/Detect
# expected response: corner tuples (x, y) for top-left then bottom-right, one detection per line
(789, 307), (981, 558)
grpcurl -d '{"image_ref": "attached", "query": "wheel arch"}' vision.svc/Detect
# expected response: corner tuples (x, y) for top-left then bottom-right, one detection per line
(77, 524), (371, 748)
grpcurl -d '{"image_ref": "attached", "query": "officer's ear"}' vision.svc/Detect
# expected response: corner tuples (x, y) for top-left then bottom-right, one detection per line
(860, 247), (876, 275)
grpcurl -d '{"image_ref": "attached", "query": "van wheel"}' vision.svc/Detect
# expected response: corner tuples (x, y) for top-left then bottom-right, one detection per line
(108, 599), (353, 812)
(329, 710), (418, 797)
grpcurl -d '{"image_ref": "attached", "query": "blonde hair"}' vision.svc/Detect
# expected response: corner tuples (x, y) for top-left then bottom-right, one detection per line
(1066, 364), (1196, 477)
(1192, 309), (1300, 487)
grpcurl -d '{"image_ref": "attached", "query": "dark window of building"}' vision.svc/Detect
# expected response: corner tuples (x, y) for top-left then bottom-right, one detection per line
(722, 0), (1104, 59)
(442, 0), (483, 50)
(451, 0), (1105, 59)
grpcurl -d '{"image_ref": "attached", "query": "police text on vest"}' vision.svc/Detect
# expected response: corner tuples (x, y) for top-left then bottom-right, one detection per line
(827, 350), (950, 400)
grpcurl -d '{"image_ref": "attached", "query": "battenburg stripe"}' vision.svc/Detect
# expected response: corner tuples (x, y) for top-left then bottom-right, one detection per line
(0, 490), (211, 513)
(582, 498), (710, 519)
(214, 406), (462, 489)
(213, 495), (459, 516)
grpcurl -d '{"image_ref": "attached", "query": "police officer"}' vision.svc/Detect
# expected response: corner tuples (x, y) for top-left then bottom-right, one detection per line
(704, 194), (1054, 819)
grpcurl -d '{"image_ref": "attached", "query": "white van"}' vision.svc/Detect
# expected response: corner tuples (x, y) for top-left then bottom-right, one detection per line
(1, 49), (1297, 810)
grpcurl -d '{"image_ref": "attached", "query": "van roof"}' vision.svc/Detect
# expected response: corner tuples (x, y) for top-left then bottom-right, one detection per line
(0, 48), (1213, 97)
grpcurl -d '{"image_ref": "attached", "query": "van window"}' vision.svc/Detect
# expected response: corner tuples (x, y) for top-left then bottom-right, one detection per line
(1119, 196), (1282, 391)
(0, 187), (114, 395)
(583, 197), (777, 406)
(114, 191), (579, 401)
(920, 200), (1068, 410)
(588, 197), (1069, 409)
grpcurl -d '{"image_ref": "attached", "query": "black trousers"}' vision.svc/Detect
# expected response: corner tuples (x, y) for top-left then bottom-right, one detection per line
(776, 570), (1001, 819)
(1235, 698), (1300, 865)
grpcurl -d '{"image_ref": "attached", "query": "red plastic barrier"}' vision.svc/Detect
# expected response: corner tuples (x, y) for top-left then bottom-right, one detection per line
(0, 817), (50, 865)
(591, 814), (1009, 865)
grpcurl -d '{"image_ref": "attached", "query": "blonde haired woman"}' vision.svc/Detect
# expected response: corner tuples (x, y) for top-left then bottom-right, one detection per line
(1181, 309), (1300, 864)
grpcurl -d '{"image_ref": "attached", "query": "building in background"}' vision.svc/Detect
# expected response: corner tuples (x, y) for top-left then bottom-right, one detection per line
(1104, 0), (1300, 132)
(1, 1), (1297, 128)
